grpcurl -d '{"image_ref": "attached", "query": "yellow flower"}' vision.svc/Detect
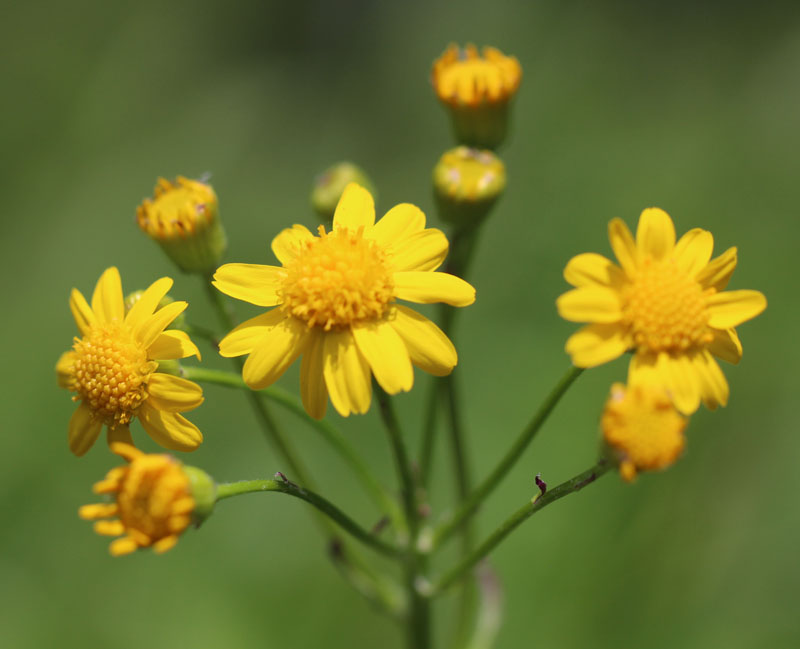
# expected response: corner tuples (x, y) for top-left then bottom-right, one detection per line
(601, 382), (687, 482)
(79, 443), (195, 556)
(557, 208), (767, 414)
(432, 44), (522, 108)
(57, 267), (204, 456)
(432, 44), (522, 149)
(136, 176), (227, 273)
(213, 183), (476, 419)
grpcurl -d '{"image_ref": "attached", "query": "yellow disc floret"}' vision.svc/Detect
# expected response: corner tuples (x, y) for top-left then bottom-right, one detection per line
(79, 443), (195, 556)
(601, 382), (688, 482)
(71, 323), (157, 426)
(622, 258), (715, 354)
(136, 176), (217, 239)
(280, 225), (394, 330)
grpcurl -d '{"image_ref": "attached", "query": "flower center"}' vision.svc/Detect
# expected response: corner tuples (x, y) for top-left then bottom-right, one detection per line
(72, 323), (155, 425)
(622, 258), (714, 354)
(136, 176), (216, 239)
(117, 454), (193, 545)
(280, 226), (394, 330)
(602, 383), (687, 482)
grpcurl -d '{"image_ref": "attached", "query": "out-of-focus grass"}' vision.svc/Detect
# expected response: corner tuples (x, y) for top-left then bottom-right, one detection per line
(2, 1), (798, 647)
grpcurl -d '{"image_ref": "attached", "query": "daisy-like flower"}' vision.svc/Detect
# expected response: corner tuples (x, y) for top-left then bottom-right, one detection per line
(57, 267), (204, 456)
(213, 183), (476, 419)
(557, 208), (767, 414)
(79, 443), (196, 556)
(601, 382), (687, 482)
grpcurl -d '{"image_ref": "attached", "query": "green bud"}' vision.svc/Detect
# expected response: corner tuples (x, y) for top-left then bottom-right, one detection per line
(183, 465), (217, 527)
(311, 162), (376, 221)
(432, 146), (506, 228)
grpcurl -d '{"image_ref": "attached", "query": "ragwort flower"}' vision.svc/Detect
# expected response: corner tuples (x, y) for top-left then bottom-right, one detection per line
(213, 183), (476, 419)
(57, 267), (204, 455)
(79, 443), (196, 556)
(557, 208), (767, 414)
(601, 382), (687, 482)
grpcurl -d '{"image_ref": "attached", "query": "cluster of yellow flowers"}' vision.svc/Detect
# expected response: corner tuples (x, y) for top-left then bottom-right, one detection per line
(56, 43), (765, 561)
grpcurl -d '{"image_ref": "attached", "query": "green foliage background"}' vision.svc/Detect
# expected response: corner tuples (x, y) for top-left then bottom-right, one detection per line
(2, 1), (797, 647)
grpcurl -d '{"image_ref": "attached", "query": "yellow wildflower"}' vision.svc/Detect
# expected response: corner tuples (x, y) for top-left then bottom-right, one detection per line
(432, 44), (522, 149)
(557, 208), (766, 414)
(136, 176), (226, 273)
(213, 183), (476, 419)
(601, 382), (687, 482)
(57, 267), (204, 455)
(79, 443), (195, 556)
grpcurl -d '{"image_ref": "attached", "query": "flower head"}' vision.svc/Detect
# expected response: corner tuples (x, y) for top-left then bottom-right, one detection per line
(601, 382), (687, 482)
(432, 44), (522, 149)
(433, 146), (506, 227)
(79, 443), (197, 556)
(57, 267), (204, 455)
(557, 208), (767, 414)
(136, 176), (227, 273)
(213, 183), (476, 419)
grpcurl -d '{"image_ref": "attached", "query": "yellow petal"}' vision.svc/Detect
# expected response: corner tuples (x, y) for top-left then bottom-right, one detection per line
(134, 301), (188, 350)
(212, 264), (284, 307)
(707, 290), (767, 328)
(608, 218), (638, 275)
(673, 228), (713, 277)
(352, 320), (413, 395)
(69, 288), (96, 335)
(697, 247), (737, 291)
(94, 520), (126, 536)
(369, 203), (427, 248)
(78, 503), (119, 520)
(658, 352), (701, 415)
(56, 351), (76, 388)
(322, 330), (372, 416)
(147, 373), (204, 412)
(271, 224), (314, 265)
(627, 351), (660, 387)
(152, 535), (179, 554)
(91, 267), (125, 324)
(107, 424), (133, 447)
(218, 309), (286, 358)
(388, 228), (449, 272)
(124, 277), (173, 330)
(110, 537), (139, 556)
(332, 183), (375, 232)
(300, 330), (328, 420)
(393, 271), (475, 306)
(68, 402), (103, 457)
(694, 350), (729, 410)
(556, 286), (623, 323)
(242, 317), (308, 390)
(390, 305), (457, 377)
(636, 208), (675, 261)
(563, 253), (625, 288)
(138, 402), (202, 451)
(147, 330), (201, 361)
(708, 328), (742, 365)
(565, 323), (629, 367)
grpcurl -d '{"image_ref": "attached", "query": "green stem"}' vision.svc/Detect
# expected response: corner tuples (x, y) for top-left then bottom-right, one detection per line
(216, 479), (400, 557)
(182, 366), (405, 535)
(429, 461), (611, 594)
(376, 388), (430, 649)
(418, 379), (441, 489)
(432, 365), (584, 550)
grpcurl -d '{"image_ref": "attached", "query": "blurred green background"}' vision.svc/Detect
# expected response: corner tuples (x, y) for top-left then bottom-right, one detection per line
(2, 1), (797, 647)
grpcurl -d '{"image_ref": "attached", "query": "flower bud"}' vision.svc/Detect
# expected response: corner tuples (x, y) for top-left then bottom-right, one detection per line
(137, 176), (226, 274)
(311, 162), (376, 221)
(433, 146), (506, 228)
(432, 44), (522, 149)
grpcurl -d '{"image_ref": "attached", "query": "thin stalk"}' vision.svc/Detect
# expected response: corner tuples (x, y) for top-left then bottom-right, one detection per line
(183, 366), (405, 534)
(216, 479), (400, 557)
(418, 379), (442, 488)
(432, 365), (584, 550)
(376, 388), (430, 649)
(429, 461), (611, 594)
